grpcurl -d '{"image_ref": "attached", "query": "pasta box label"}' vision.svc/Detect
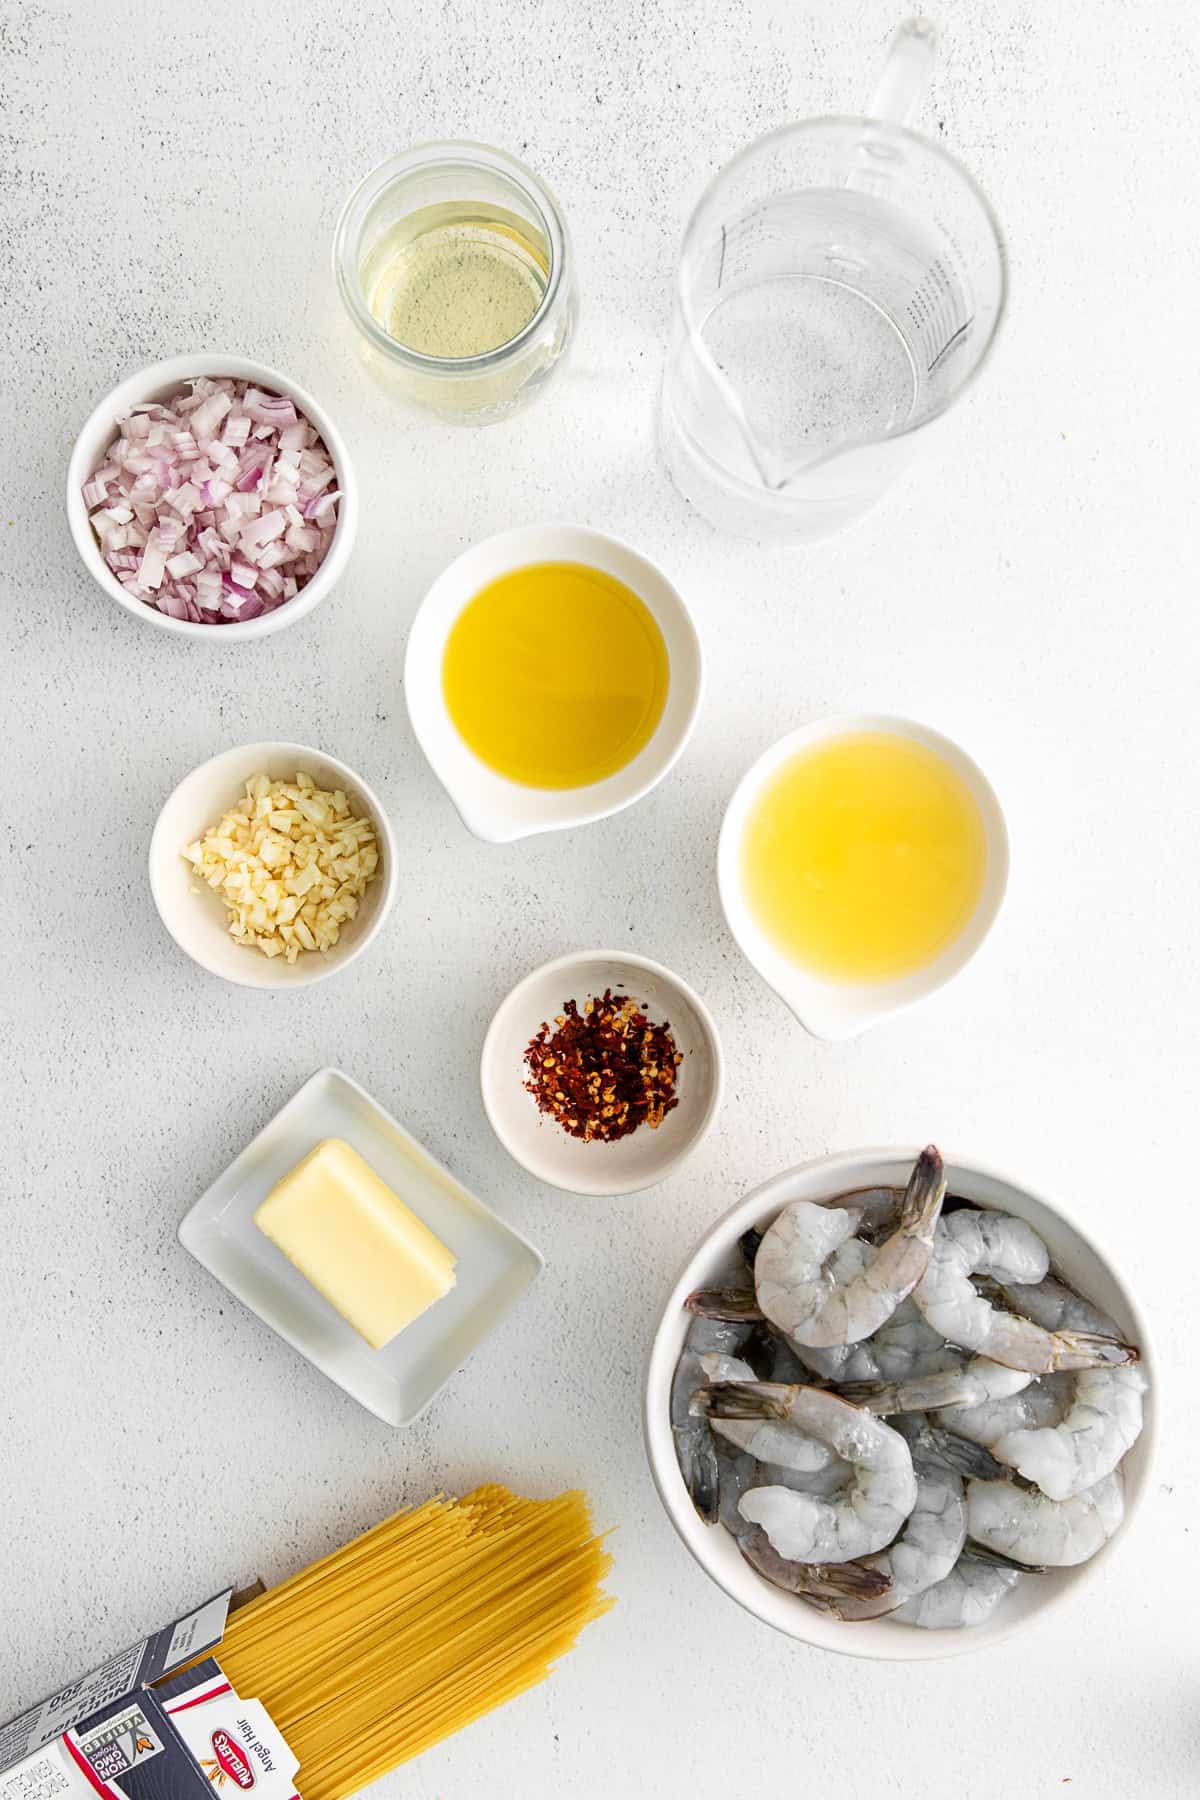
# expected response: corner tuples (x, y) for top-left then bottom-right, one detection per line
(211, 1730), (255, 1788)
(0, 1602), (300, 1800)
(75, 1701), (165, 1777)
(0, 1593), (232, 1769)
(163, 1685), (297, 1799)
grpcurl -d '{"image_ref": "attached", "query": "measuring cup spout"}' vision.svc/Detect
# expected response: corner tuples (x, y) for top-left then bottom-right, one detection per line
(870, 17), (938, 125)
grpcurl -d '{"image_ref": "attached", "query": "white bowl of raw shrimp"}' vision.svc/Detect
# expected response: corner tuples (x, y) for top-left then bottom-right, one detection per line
(643, 1148), (1157, 1661)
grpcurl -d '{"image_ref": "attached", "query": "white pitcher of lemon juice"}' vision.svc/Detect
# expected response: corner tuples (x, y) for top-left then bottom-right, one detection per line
(660, 19), (1006, 540)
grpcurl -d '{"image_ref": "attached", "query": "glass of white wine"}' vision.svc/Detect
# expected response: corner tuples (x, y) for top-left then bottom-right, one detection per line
(334, 141), (577, 425)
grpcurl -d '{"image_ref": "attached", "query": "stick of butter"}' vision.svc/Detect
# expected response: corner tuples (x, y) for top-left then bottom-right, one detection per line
(254, 1138), (457, 1349)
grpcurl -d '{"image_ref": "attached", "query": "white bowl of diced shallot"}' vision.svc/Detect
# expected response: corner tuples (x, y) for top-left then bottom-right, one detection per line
(67, 354), (358, 640)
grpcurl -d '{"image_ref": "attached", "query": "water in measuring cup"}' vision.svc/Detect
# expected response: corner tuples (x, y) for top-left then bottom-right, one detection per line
(697, 189), (959, 488)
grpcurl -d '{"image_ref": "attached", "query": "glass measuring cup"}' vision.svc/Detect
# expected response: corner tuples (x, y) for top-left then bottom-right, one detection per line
(660, 20), (1006, 540)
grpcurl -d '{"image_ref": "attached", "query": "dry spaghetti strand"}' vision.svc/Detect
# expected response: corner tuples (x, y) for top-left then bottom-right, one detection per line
(217, 1485), (614, 1799)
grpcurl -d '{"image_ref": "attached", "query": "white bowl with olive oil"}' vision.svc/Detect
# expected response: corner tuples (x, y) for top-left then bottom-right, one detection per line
(405, 526), (703, 842)
(718, 717), (1009, 1039)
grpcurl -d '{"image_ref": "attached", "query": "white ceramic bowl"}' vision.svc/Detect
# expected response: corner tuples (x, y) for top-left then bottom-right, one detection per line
(67, 354), (358, 641)
(405, 525), (703, 842)
(718, 715), (1010, 1040)
(481, 950), (723, 1195)
(644, 1148), (1156, 1660)
(149, 741), (397, 988)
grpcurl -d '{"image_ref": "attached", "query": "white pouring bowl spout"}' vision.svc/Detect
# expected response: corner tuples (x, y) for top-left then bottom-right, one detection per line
(404, 525), (704, 843)
(717, 714), (1010, 1040)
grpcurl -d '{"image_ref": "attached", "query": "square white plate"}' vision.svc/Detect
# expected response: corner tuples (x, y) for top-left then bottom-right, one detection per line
(179, 1067), (543, 1425)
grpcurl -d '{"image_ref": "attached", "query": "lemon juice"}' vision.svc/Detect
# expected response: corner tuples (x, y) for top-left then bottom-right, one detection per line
(740, 731), (987, 982)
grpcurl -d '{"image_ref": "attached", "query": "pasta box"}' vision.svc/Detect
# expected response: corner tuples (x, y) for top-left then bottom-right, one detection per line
(0, 1591), (299, 1800)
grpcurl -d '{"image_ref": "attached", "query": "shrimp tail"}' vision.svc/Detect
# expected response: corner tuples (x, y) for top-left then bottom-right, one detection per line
(911, 1426), (1010, 1483)
(976, 1276), (1138, 1369)
(691, 1379), (796, 1422)
(684, 1286), (764, 1321)
(1054, 1330), (1139, 1369)
(837, 1379), (904, 1410)
(739, 1525), (894, 1605)
(963, 1537), (1048, 1575)
(674, 1425), (721, 1525)
(738, 1227), (764, 1269)
(900, 1144), (948, 1235)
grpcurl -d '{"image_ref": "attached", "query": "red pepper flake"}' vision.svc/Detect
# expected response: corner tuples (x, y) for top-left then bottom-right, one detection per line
(523, 989), (682, 1144)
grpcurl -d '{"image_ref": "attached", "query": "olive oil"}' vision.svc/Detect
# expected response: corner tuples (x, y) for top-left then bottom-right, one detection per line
(442, 562), (670, 789)
(740, 731), (987, 982)
(363, 201), (549, 359)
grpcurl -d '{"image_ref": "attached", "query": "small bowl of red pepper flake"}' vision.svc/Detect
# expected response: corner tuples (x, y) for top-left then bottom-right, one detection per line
(481, 950), (724, 1195)
(525, 990), (681, 1142)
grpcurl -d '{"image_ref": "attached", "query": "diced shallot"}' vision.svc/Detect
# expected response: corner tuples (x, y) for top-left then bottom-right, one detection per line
(167, 551), (204, 579)
(240, 509), (286, 551)
(81, 376), (339, 624)
(137, 541), (167, 590)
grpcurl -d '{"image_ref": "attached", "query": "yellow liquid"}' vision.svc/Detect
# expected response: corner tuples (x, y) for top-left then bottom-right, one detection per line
(442, 562), (670, 789)
(740, 731), (988, 982)
(363, 202), (548, 359)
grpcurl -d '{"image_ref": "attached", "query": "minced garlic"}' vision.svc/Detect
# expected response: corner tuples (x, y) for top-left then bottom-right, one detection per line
(183, 772), (380, 963)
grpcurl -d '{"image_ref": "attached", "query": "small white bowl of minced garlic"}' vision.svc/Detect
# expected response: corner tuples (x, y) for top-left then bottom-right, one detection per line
(149, 741), (397, 988)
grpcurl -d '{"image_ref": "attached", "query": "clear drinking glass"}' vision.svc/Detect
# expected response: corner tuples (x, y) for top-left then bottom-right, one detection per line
(334, 141), (577, 426)
(659, 21), (1006, 540)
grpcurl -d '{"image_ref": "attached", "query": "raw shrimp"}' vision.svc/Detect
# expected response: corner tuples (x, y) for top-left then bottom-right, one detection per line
(967, 1470), (1125, 1567)
(671, 1317), (754, 1523)
(750, 1188), (903, 1255)
(893, 1553), (1021, 1629)
(673, 1317), (755, 1413)
(685, 1287), (763, 1322)
(992, 1272), (1119, 1338)
(738, 1227), (764, 1268)
(793, 1294), (961, 1386)
(695, 1355), (837, 1473)
(967, 1273), (1146, 1497)
(933, 1370), (1075, 1450)
(759, 1328), (813, 1386)
(990, 1363), (1146, 1501)
(683, 1282), (957, 1389)
(685, 1277), (958, 1388)
(758, 1454), (852, 1499)
(913, 1211), (1136, 1372)
(892, 1413), (1011, 1483)
(754, 1146), (947, 1348)
(673, 1426), (719, 1523)
(681, 1274), (954, 1387)
(671, 1348), (722, 1523)
(712, 1443), (759, 1536)
(829, 1186), (905, 1240)
(833, 1459), (968, 1621)
(738, 1525), (894, 1607)
(730, 1320), (813, 1385)
(695, 1382), (917, 1562)
(841, 1356), (1034, 1416)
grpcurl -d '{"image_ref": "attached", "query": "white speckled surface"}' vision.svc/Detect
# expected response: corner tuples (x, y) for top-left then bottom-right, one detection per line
(2, 2), (1197, 1795)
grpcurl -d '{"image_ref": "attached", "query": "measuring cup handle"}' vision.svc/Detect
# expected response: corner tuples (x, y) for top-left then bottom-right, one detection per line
(869, 16), (937, 125)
